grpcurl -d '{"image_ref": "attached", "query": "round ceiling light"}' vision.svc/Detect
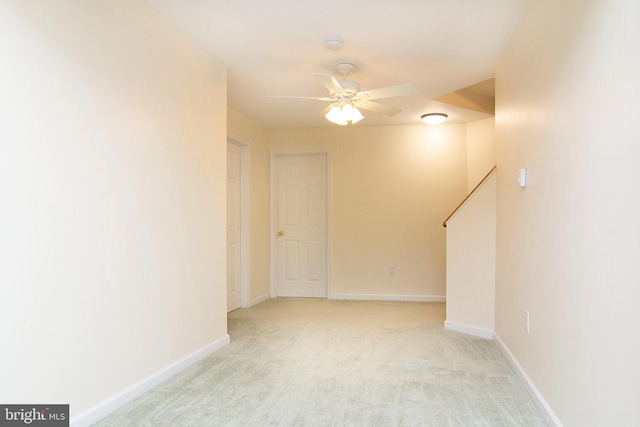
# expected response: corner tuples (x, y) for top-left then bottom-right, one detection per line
(421, 113), (448, 125)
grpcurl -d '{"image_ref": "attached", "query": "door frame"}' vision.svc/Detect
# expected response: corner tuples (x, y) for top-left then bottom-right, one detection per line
(227, 138), (250, 309)
(270, 149), (331, 298)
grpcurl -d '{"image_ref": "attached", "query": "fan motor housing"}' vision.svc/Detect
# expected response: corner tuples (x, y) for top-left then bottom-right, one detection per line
(338, 79), (360, 96)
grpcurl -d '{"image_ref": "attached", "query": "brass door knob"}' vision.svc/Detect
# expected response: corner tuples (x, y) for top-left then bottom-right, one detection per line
(278, 231), (284, 236)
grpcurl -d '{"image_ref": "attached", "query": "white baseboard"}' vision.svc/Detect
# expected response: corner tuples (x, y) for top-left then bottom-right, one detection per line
(70, 334), (230, 427)
(250, 293), (270, 306)
(444, 320), (494, 340)
(328, 293), (445, 302)
(493, 333), (563, 427)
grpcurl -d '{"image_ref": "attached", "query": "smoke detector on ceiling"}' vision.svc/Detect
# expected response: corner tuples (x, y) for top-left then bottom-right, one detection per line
(325, 36), (343, 50)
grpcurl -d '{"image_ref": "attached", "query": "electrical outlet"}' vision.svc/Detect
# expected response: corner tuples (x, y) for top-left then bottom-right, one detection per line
(388, 266), (396, 276)
(525, 310), (530, 333)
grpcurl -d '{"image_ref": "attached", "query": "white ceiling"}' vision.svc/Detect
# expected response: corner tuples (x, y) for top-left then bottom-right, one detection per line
(145, 0), (527, 130)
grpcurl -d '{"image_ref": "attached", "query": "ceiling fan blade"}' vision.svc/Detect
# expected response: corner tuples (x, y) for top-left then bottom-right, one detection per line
(313, 73), (344, 94)
(356, 100), (402, 117)
(357, 83), (417, 101)
(267, 95), (334, 101)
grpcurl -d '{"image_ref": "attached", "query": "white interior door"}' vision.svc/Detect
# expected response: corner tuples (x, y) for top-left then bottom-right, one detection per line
(227, 141), (241, 312)
(275, 153), (327, 297)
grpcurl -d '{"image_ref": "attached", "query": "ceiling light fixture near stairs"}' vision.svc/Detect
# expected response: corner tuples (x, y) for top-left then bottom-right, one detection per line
(421, 113), (448, 125)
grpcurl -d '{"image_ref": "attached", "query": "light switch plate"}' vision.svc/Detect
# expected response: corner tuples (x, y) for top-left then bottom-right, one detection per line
(518, 168), (527, 188)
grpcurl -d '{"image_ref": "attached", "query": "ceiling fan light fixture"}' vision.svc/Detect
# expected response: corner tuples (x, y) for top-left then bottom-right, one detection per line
(347, 105), (364, 124)
(325, 102), (364, 125)
(325, 105), (348, 125)
(421, 113), (448, 125)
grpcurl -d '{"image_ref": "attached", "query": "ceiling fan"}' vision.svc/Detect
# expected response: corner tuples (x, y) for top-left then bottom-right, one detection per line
(269, 62), (417, 125)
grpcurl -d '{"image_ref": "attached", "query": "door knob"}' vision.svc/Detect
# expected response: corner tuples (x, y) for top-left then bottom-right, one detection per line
(278, 231), (284, 236)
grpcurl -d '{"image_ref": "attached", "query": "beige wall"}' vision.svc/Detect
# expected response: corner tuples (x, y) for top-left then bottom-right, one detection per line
(0, 0), (228, 420)
(466, 117), (496, 191)
(227, 108), (272, 303)
(495, 0), (640, 425)
(269, 125), (468, 298)
(445, 172), (496, 337)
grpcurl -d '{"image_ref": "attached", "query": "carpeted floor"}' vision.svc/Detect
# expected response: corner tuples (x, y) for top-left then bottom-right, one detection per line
(93, 298), (548, 426)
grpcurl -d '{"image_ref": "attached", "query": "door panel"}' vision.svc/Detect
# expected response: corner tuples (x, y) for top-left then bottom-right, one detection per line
(307, 240), (322, 281)
(276, 154), (327, 298)
(227, 141), (241, 312)
(285, 240), (299, 281)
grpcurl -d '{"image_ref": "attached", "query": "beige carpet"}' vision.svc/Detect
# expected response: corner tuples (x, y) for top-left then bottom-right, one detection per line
(93, 298), (548, 426)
